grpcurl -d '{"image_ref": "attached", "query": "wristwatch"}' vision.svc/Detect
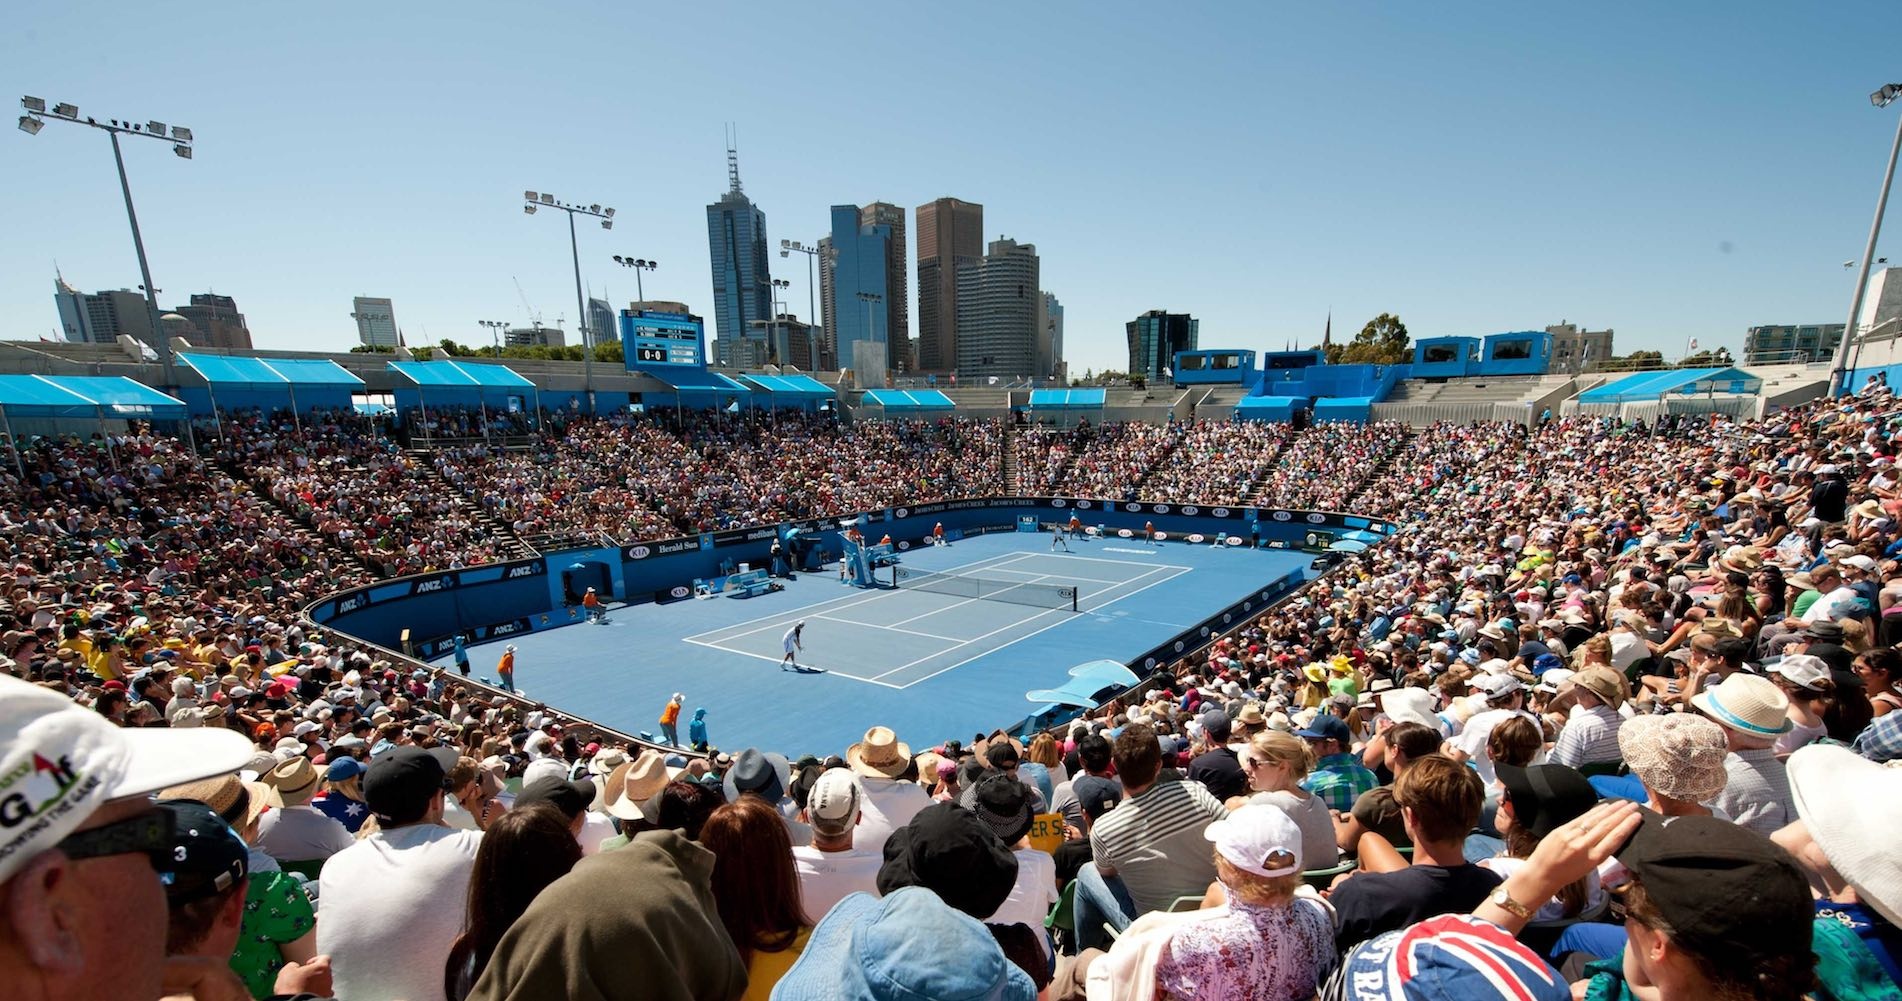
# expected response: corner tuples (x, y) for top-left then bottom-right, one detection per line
(1489, 886), (1534, 920)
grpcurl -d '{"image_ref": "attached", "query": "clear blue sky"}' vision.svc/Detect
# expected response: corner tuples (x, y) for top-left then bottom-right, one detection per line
(5, 2), (1898, 374)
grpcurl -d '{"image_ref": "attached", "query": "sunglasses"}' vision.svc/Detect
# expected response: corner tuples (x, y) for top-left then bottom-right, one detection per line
(55, 806), (175, 871)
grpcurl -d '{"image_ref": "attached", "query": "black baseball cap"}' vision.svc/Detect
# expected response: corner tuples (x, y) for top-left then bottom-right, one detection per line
(1616, 812), (1811, 957)
(1071, 775), (1123, 821)
(156, 801), (248, 904)
(362, 746), (447, 823)
(514, 774), (595, 820)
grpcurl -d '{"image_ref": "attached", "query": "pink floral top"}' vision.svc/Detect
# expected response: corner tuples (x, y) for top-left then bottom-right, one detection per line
(1154, 896), (1336, 1001)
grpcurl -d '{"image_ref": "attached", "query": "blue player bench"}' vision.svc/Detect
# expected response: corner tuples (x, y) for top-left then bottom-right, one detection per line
(725, 569), (777, 598)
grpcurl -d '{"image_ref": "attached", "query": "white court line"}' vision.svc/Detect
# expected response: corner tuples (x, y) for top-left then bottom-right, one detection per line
(683, 551), (1039, 644)
(870, 564), (1191, 681)
(810, 613), (963, 642)
(1010, 552), (1195, 571)
(978, 568), (1155, 585)
(676, 641), (909, 690)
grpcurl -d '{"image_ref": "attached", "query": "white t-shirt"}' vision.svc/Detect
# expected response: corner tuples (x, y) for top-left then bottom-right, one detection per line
(255, 805), (354, 862)
(1804, 586), (1863, 624)
(317, 823), (482, 1001)
(1452, 708), (1540, 786)
(783, 625), (802, 654)
(986, 847), (1060, 959)
(1249, 789), (1339, 870)
(792, 843), (884, 925)
(853, 775), (932, 857)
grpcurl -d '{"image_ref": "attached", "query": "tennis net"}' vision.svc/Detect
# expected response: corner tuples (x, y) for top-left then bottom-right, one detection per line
(893, 566), (1080, 612)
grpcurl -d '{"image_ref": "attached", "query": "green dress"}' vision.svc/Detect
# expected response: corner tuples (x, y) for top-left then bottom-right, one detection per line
(231, 869), (316, 999)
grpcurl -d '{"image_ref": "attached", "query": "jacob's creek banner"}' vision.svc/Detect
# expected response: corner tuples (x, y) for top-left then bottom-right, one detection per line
(311, 499), (1392, 655)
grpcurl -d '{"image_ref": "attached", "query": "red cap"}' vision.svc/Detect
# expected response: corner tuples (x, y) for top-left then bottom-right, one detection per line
(101, 680), (126, 692)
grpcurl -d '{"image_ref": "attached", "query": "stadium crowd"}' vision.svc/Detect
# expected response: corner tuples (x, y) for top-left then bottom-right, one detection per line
(7, 384), (1902, 1000)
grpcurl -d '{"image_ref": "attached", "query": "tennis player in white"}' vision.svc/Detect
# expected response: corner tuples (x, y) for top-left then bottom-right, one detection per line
(781, 620), (806, 670)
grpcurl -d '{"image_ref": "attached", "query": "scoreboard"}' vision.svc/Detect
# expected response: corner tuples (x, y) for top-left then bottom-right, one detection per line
(620, 310), (705, 368)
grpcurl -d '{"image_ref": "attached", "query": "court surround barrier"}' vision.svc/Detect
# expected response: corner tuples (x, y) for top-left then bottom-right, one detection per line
(302, 496), (1396, 753)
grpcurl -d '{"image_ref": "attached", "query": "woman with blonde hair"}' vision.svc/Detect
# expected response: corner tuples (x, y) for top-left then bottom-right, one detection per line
(1239, 730), (1337, 868)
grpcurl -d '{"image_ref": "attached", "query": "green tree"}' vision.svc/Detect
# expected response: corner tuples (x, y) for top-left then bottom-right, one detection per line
(1679, 346), (1734, 368)
(348, 344), (394, 354)
(1345, 313), (1411, 365)
(595, 339), (624, 364)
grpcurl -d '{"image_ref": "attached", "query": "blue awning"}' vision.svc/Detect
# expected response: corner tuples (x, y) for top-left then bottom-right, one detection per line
(388, 360), (535, 389)
(651, 369), (750, 393)
(737, 374), (836, 398)
(179, 353), (364, 390)
(1028, 388), (1105, 407)
(862, 389), (956, 410)
(0, 375), (186, 419)
(1577, 367), (1762, 404)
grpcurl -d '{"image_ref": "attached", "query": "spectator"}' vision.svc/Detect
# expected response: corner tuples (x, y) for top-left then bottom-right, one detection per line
(1050, 731), (1119, 833)
(843, 726), (931, 855)
(511, 772), (598, 848)
(701, 796), (809, 1000)
(1239, 729), (1338, 869)
(1330, 754), (1500, 951)
(1692, 673), (1797, 835)
(0, 673), (254, 1001)
(1297, 714), (1378, 812)
(874, 802), (1048, 993)
(1449, 674), (1538, 786)
(1478, 763), (1604, 921)
(1546, 666), (1626, 770)
(1187, 710), (1248, 801)
(254, 755), (353, 864)
(443, 803), (581, 1001)
(1337, 721), (1443, 853)
(1325, 913), (1571, 1001)
(970, 773), (1060, 961)
(156, 800), (257, 977)
(793, 767), (882, 924)
(1770, 654), (1834, 756)
(1779, 743), (1902, 988)
(466, 827), (747, 1000)
(725, 748), (812, 848)
(770, 887), (1035, 1001)
(1075, 723), (1226, 949)
(318, 746), (483, 1001)
(311, 755), (371, 832)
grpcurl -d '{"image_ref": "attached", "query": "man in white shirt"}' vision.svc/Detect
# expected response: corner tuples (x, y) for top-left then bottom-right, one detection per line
(318, 747), (482, 1001)
(792, 768), (883, 924)
(1448, 674), (1539, 786)
(1804, 559), (1868, 623)
(255, 756), (353, 863)
(845, 726), (932, 855)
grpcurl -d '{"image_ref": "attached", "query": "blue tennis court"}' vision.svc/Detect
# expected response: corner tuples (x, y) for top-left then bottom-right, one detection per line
(434, 532), (1313, 758)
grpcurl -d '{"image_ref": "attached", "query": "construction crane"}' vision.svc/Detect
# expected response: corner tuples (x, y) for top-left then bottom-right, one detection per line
(512, 276), (543, 328)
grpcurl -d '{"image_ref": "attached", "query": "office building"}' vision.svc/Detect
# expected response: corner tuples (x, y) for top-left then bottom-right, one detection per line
(1545, 321), (1615, 372)
(954, 238), (1040, 379)
(352, 296), (399, 348)
(1126, 310), (1197, 380)
(862, 202), (909, 368)
(588, 296), (619, 345)
(828, 203), (909, 375)
(915, 197), (983, 372)
(1744, 323), (1842, 365)
(1038, 292), (1065, 383)
(53, 275), (154, 345)
(505, 325), (566, 349)
(817, 236), (838, 369)
(740, 313), (818, 371)
(705, 147), (772, 367)
(170, 293), (253, 351)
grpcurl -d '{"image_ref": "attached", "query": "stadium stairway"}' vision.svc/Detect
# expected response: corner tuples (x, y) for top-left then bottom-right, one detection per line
(402, 449), (540, 562)
(1344, 426), (1416, 510)
(215, 457), (382, 582)
(1239, 429), (1296, 508)
(1001, 421), (1021, 493)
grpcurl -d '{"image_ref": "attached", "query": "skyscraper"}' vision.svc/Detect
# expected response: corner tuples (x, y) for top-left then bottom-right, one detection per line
(954, 237), (1040, 380)
(861, 202), (909, 369)
(1038, 292), (1064, 383)
(352, 296), (399, 348)
(588, 296), (618, 345)
(705, 145), (771, 367)
(817, 236), (837, 369)
(53, 273), (154, 345)
(171, 293), (253, 350)
(915, 197), (983, 373)
(1127, 310), (1198, 380)
(829, 203), (911, 374)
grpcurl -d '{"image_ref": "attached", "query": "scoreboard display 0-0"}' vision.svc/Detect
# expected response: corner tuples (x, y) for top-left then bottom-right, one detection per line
(620, 311), (704, 368)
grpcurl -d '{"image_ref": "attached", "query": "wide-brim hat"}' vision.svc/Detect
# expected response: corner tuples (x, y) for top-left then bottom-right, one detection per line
(971, 773), (1035, 846)
(1381, 687), (1441, 731)
(1788, 744), (1902, 927)
(847, 726), (912, 779)
(1691, 674), (1792, 738)
(725, 748), (794, 804)
(1570, 666), (1627, 709)
(159, 773), (273, 831)
(770, 887), (1034, 1001)
(264, 755), (322, 807)
(1235, 702), (1267, 726)
(605, 750), (669, 821)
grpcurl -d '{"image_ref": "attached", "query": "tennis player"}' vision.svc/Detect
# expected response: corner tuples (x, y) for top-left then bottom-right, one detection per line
(1144, 520), (1157, 547)
(1050, 523), (1071, 552)
(781, 621), (806, 670)
(933, 521), (946, 546)
(1067, 513), (1083, 538)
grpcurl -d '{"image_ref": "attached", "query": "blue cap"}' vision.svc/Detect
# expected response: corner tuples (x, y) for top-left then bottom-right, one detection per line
(326, 756), (366, 781)
(1531, 653), (1565, 676)
(771, 887), (1034, 1001)
(1296, 714), (1351, 743)
(1339, 914), (1568, 1001)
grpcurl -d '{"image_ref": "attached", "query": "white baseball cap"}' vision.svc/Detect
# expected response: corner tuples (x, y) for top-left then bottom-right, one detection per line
(0, 674), (253, 884)
(806, 767), (862, 836)
(1204, 803), (1304, 877)
(1772, 654), (1831, 691)
(1472, 674), (1525, 700)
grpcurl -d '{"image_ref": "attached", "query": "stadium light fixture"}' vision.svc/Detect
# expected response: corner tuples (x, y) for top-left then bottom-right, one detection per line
(522, 189), (617, 398)
(1874, 84), (1901, 108)
(612, 255), (657, 302)
(1830, 84), (1902, 395)
(17, 94), (195, 391)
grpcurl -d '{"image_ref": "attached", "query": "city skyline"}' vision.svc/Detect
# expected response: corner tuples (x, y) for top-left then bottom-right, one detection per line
(6, 4), (1899, 377)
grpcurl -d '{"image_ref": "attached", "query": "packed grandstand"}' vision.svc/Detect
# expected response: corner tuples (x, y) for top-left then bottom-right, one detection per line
(12, 388), (1902, 1001)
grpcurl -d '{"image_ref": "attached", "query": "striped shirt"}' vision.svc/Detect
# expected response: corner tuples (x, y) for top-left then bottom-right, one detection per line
(1549, 705), (1624, 769)
(1708, 747), (1795, 837)
(1090, 778), (1226, 915)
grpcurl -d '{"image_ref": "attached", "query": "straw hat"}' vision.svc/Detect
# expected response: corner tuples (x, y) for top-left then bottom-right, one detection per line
(159, 773), (273, 831)
(263, 756), (322, 807)
(1570, 666), (1627, 709)
(1691, 674), (1792, 739)
(846, 726), (913, 779)
(1618, 713), (1729, 803)
(604, 750), (668, 822)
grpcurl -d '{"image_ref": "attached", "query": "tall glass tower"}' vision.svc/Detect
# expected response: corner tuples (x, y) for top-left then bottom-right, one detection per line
(705, 146), (771, 366)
